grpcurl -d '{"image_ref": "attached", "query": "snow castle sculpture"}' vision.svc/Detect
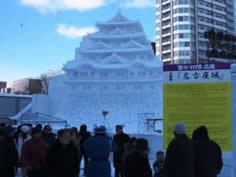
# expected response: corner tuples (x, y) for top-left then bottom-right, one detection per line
(32, 11), (163, 133)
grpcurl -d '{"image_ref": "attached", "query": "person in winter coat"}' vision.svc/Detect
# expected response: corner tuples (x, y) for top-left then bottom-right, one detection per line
(124, 138), (152, 177)
(153, 151), (165, 177)
(0, 128), (18, 177)
(44, 129), (80, 177)
(78, 124), (91, 176)
(16, 125), (31, 157)
(113, 125), (130, 177)
(42, 125), (56, 149)
(192, 126), (223, 177)
(20, 127), (46, 177)
(121, 137), (137, 173)
(164, 123), (195, 177)
(84, 126), (116, 177)
(15, 125), (31, 177)
(70, 127), (82, 176)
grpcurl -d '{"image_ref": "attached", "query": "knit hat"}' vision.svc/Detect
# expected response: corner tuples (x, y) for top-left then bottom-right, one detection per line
(174, 123), (186, 135)
(32, 127), (41, 135)
(20, 125), (30, 133)
(94, 126), (106, 134)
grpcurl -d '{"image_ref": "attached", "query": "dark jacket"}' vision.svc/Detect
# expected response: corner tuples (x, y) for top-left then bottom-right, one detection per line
(193, 126), (223, 177)
(153, 160), (164, 177)
(42, 132), (56, 148)
(121, 142), (136, 171)
(124, 151), (152, 177)
(79, 131), (91, 154)
(44, 140), (80, 177)
(21, 138), (46, 170)
(113, 132), (130, 167)
(164, 134), (195, 177)
(0, 136), (18, 177)
(84, 135), (116, 177)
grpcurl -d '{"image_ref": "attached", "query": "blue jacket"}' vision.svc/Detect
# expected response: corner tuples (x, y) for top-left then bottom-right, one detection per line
(84, 135), (116, 177)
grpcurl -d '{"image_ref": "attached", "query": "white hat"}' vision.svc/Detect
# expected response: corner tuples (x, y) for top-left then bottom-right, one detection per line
(174, 123), (186, 135)
(20, 125), (30, 133)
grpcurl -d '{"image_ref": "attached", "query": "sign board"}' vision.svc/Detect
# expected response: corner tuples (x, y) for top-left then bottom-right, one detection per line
(163, 63), (232, 151)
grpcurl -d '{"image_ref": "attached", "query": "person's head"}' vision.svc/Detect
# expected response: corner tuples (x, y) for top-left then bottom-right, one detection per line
(43, 125), (52, 134)
(94, 126), (107, 136)
(80, 124), (87, 132)
(36, 124), (43, 131)
(136, 138), (149, 155)
(71, 127), (78, 133)
(129, 137), (137, 146)
(116, 125), (123, 135)
(192, 125), (209, 141)
(58, 129), (71, 145)
(70, 128), (78, 139)
(156, 151), (165, 161)
(173, 123), (186, 137)
(32, 127), (42, 139)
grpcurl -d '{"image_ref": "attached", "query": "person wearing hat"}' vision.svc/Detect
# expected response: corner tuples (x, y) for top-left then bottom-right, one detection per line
(16, 125), (31, 155)
(164, 123), (195, 177)
(124, 138), (152, 177)
(83, 126), (116, 177)
(20, 127), (46, 177)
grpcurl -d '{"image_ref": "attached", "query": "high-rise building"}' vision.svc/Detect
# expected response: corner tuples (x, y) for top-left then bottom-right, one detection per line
(156, 0), (235, 64)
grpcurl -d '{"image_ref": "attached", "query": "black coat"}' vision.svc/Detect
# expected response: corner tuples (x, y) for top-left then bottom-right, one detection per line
(194, 139), (223, 177)
(124, 151), (152, 177)
(0, 136), (18, 177)
(79, 131), (91, 154)
(113, 132), (130, 167)
(44, 140), (80, 177)
(42, 132), (56, 148)
(164, 135), (195, 177)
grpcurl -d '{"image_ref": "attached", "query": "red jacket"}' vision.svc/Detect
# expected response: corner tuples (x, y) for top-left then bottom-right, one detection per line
(21, 138), (46, 170)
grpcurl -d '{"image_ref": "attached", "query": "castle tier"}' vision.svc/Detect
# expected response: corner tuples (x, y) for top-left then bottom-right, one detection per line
(63, 10), (162, 82)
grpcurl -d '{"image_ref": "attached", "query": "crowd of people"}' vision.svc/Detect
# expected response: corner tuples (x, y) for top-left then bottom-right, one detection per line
(0, 122), (223, 177)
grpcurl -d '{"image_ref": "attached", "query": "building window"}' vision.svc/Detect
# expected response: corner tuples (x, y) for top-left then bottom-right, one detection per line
(80, 72), (88, 77)
(174, 42), (191, 47)
(174, 0), (194, 5)
(129, 72), (135, 76)
(174, 50), (191, 56)
(174, 24), (195, 31)
(100, 72), (109, 77)
(162, 52), (171, 59)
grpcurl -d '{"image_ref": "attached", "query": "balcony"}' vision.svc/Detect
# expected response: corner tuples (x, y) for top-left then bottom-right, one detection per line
(212, 8), (226, 15)
(212, 1), (226, 8)
(197, 12), (213, 19)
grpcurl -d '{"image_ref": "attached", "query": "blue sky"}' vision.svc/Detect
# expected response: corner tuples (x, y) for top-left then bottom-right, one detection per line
(0, 0), (156, 86)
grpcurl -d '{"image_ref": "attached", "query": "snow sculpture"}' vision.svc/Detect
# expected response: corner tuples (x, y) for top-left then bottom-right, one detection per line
(33, 11), (163, 133)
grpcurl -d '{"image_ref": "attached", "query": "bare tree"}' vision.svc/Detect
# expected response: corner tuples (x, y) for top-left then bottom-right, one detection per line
(40, 69), (64, 94)
(40, 74), (50, 94)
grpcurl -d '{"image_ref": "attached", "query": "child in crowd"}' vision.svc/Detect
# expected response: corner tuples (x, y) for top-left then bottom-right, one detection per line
(153, 151), (165, 177)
